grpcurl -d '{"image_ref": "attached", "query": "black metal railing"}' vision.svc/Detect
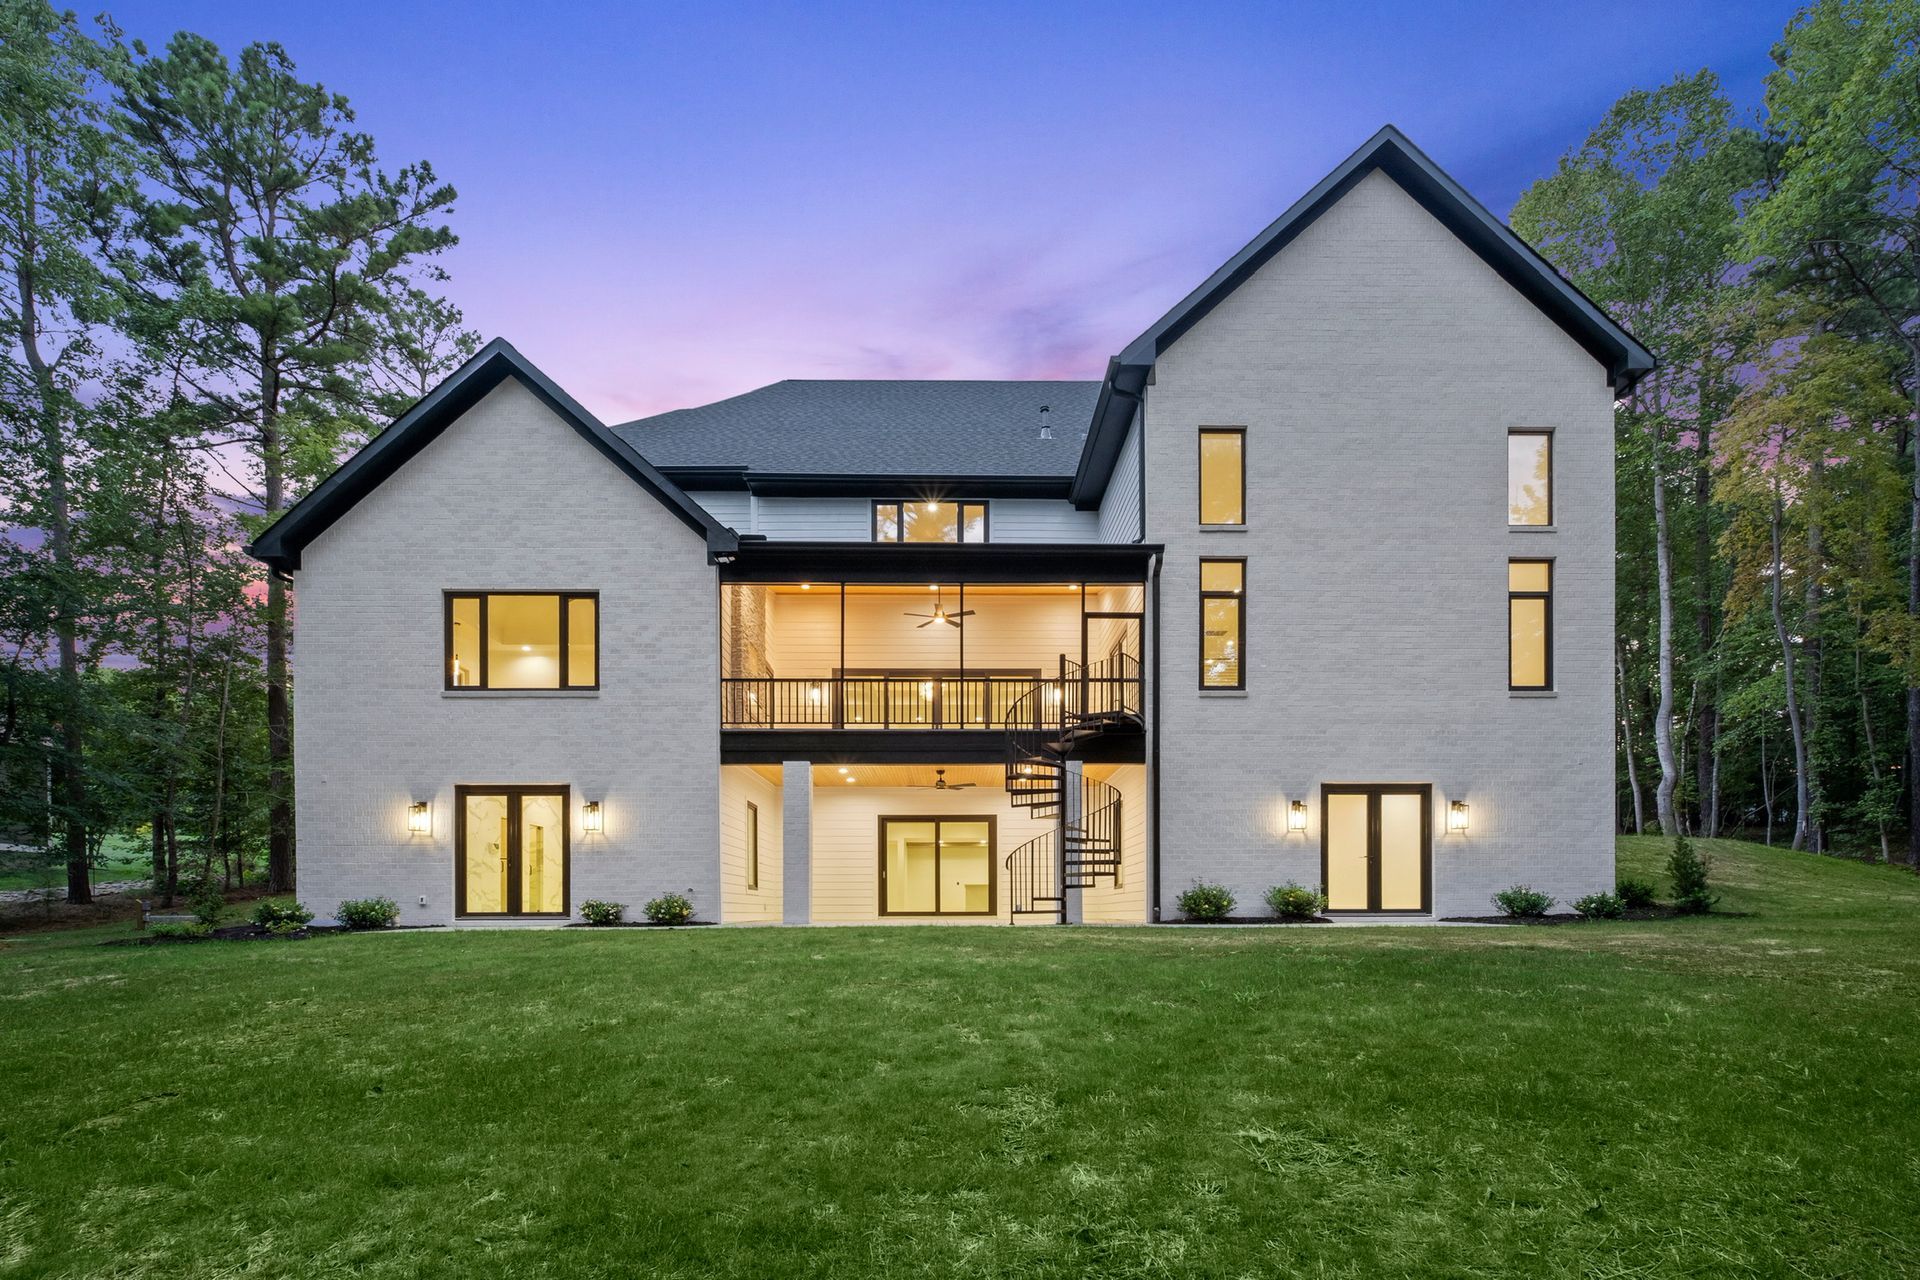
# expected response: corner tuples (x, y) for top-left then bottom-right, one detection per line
(721, 674), (1046, 730)
(1005, 775), (1123, 920)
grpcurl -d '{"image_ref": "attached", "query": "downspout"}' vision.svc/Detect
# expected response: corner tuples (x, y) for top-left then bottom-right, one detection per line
(1149, 549), (1163, 922)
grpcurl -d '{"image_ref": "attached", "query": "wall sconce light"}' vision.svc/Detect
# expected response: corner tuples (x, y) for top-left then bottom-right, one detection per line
(407, 801), (431, 835)
(1288, 800), (1308, 833)
(583, 800), (603, 834)
(1448, 801), (1470, 835)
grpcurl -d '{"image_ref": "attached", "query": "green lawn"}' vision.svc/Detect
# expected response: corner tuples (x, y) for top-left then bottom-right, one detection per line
(0, 835), (151, 892)
(1, 838), (1916, 1278)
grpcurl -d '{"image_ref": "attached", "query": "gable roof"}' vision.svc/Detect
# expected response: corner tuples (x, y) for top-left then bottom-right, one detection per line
(1071, 125), (1657, 506)
(614, 379), (1100, 485)
(247, 338), (736, 573)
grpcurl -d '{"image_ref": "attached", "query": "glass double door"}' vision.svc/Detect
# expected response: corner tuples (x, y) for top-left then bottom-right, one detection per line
(1322, 784), (1430, 913)
(457, 786), (569, 917)
(879, 817), (995, 916)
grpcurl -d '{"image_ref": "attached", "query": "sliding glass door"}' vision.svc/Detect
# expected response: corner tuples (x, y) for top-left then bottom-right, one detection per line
(879, 817), (995, 916)
(457, 785), (569, 917)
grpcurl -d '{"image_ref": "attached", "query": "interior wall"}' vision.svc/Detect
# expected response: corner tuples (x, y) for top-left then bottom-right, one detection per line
(736, 589), (1087, 678)
(720, 765), (782, 922)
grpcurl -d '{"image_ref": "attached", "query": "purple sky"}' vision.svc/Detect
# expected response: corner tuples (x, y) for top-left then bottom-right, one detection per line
(102, 1), (1788, 422)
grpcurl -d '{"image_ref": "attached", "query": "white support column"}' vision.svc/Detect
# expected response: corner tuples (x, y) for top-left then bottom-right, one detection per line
(782, 761), (812, 924)
(1059, 759), (1085, 925)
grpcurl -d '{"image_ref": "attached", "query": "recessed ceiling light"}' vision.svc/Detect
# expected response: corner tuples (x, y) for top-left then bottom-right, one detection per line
(838, 767), (848, 774)
(521, 644), (531, 652)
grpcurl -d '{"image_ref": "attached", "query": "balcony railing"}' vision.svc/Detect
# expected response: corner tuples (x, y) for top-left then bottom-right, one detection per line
(722, 674), (1047, 730)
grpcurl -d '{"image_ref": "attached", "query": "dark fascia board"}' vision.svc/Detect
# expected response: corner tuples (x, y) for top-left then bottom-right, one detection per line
(1120, 126), (1654, 383)
(661, 468), (1075, 500)
(719, 540), (1163, 584)
(722, 730), (1013, 766)
(247, 338), (737, 572)
(1069, 360), (1147, 508)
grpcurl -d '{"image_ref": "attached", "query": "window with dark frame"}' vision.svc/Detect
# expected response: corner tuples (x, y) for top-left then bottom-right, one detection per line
(1199, 558), (1246, 690)
(1508, 560), (1552, 690)
(878, 816), (996, 916)
(1508, 431), (1552, 526)
(1198, 428), (1245, 526)
(745, 801), (759, 890)
(871, 500), (988, 543)
(445, 591), (599, 690)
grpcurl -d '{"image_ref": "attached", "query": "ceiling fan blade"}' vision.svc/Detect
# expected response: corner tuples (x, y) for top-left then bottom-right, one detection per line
(943, 616), (962, 627)
(950, 782), (976, 789)
(950, 610), (976, 618)
(917, 618), (938, 628)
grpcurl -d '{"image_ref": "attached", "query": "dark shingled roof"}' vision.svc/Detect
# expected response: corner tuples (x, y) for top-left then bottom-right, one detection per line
(614, 379), (1101, 478)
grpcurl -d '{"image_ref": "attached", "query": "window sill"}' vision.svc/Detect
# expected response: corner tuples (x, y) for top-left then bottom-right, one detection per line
(442, 689), (601, 699)
(1509, 690), (1558, 698)
(1197, 524), (1247, 533)
(1508, 525), (1556, 533)
(1198, 689), (1249, 698)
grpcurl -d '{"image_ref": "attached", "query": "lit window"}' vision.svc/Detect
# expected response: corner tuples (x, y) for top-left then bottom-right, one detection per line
(745, 801), (759, 890)
(445, 592), (599, 690)
(1199, 429), (1245, 525)
(1199, 559), (1245, 689)
(872, 501), (988, 543)
(1508, 432), (1552, 526)
(1508, 561), (1551, 690)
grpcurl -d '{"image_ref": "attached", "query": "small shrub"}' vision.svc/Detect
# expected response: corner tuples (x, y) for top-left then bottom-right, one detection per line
(188, 882), (225, 928)
(150, 922), (211, 941)
(250, 898), (314, 930)
(1573, 891), (1624, 920)
(1616, 876), (1658, 909)
(1263, 882), (1327, 921)
(1177, 881), (1236, 921)
(642, 892), (695, 925)
(580, 899), (626, 926)
(1666, 835), (1717, 915)
(336, 896), (400, 930)
(1492, 884), (1556, 917)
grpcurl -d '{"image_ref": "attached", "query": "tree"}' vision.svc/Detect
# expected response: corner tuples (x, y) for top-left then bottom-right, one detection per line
(113, 34), (460, 892)
(1513, 72), (1758, 836)
(0, 1), (131, 902)
(1743, 0), (1920, 863)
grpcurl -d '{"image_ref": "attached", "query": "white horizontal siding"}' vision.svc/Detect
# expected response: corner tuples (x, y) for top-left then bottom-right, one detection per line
(751, 497), (871, 540)
(1095, 411), (1143, 543)
(810, 784), (1054, 923)
(686, 490), (751, 529)
(720, 766), (781, 922)
(728, 495), (1097, 542)
(759, 591), (1084, 678)
(988, 499), (1098, 542)
(1082, 764), (1149, 923)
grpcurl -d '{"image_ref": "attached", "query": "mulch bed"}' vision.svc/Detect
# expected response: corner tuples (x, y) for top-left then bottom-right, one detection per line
(1440, 905), (1715, 925)
(1163, 916), (1332, 925)
(562, 920), (717, 929)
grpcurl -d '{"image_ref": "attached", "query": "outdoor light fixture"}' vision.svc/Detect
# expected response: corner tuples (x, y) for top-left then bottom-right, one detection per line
(407, 801), (431, 835)
(583, 801), (603, 834)
(1448, 801), (1470, 834)
(1288, 801), (1308, 833)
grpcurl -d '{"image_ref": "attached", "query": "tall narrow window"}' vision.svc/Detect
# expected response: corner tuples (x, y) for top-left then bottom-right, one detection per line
(872, 501), (988, 543)
(745, 801), (760, 890)
(444, 592), (599, 690)
(1199, 558), (1246, 689)
(1508, 561), (1552, 690)
(1508, 432), (1552, 526)
(1198, 428), (1245, 526)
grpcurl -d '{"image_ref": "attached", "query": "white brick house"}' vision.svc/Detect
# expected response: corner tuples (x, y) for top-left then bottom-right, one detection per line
(250, 127), (1651, 926)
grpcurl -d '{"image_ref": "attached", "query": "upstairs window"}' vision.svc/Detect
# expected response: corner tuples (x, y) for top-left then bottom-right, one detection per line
(1508, 561), (1552, 690)
(446, 592), (599, 690)
(1198, 428), (1245, 526)
(1508, 431), (1552, 526)
(872, 501), (988, 543)
(1199, 558), (1246, 689)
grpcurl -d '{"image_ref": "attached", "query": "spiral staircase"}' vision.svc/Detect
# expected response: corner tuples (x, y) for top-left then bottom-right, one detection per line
(1001, 652), (1141, 923)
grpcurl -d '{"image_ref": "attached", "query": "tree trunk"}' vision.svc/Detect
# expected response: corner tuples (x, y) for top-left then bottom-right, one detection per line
(1695, 432), (1718, 838)
(1652, 428), (1680, 835)
(1617, 642), (1647, 834)
(210, 656), (231, 887)
(1772, 484), (1812, 851)
(13, 150), (90, 904)
(1803, 452), (1824, 853)
(263, 348), (295, 894)
(1855, 641), (1890, 861)
(1907, 348), (1920, 869)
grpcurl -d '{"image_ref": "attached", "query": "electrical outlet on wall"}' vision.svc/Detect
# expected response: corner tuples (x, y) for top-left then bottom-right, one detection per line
(418, 895), (426, 907)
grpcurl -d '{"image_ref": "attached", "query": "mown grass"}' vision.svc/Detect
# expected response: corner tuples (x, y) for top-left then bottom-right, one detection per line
(1, 837), (1916, 1278)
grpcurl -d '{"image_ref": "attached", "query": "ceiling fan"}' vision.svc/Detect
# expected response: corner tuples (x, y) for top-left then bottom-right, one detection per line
(904, 587), (973, 629)
(913, 768), (976, 791)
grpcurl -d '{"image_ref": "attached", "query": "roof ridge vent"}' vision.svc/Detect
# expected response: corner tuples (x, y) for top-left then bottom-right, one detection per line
(1038, 405), (1053, 440)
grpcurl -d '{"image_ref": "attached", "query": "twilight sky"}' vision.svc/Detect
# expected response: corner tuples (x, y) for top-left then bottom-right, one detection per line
(104, 1), (1789, 422)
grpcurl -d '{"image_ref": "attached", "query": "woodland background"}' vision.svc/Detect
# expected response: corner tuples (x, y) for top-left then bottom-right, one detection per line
(3, 0), (1917, 904)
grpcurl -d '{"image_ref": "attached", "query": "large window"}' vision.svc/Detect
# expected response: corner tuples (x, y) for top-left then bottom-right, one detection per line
(745, 801), (760, 890)
(879, 816), (995, 915)
(1198, 428), (1245, 526)
(446, 592), (598, 690)
(1199, 558), (1245, 690)
(1508, 431), (1552, 526)
(872, 501), (988, 543)
(1509, 560), (1552, 690)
